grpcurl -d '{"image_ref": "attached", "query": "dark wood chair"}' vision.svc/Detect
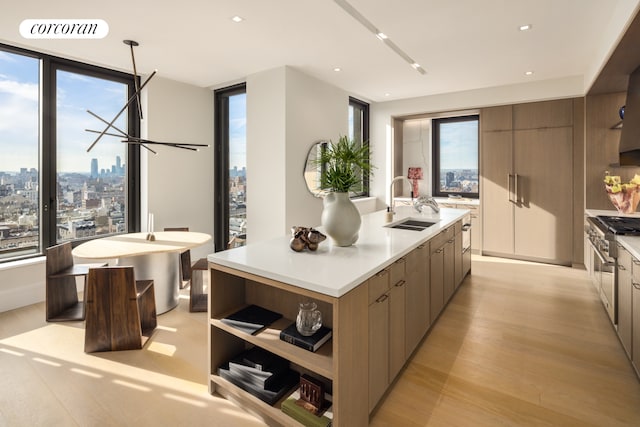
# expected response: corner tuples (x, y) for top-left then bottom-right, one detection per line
(164, 227), (192, 289)
(84, 266), (157, 353)
(45, 242), (106, 322)
(164, 227), (208, 312)
(189, 257), (208, 312)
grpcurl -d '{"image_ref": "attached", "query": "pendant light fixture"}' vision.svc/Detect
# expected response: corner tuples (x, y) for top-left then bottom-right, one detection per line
(85, 40), (209, 153)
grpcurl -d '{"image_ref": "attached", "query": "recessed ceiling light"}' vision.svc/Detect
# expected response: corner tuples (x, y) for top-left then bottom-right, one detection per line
(411, 63), (421, 69)
(519, 24), (532, 31)
(231, 15), (244, 23)
(525, 70), (534, 76)
(333, 67), (342, 72)
(376, 32), (388, 41)
(384, 93), (391, 97)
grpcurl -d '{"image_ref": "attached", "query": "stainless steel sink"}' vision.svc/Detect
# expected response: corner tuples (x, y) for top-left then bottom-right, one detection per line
(385, 219), (437, 231)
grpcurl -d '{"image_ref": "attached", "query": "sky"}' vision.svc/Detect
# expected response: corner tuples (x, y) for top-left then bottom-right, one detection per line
(228, 92), (246, 170)
(0, 49), (128, 174)
(439, 120), (478, 171)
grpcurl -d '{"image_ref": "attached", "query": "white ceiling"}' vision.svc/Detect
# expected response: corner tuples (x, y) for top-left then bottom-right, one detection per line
(1, 0), (639, 102)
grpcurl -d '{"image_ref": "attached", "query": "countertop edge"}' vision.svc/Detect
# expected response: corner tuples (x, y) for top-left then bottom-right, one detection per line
(208, 207), (469, 298)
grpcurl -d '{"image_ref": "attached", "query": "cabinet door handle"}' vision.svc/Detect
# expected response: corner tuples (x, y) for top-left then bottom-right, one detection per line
(434, 249), (443, 254)
(514, 173), (519, 202)
(508, 174), (513, 202)
(633, 259), (640, 266)
(448, 239), (455, 243)
(376, 293), (389, 303)
(417, 244), (426, 249)
(619, 264), (627, 271)
(395, 280), (406, 287)
(632, 282), (640, 290)
(376, 269), (388, 277)
(395, 258), (406, 265)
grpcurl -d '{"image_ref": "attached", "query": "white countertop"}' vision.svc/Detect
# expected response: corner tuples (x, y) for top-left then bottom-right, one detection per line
(207, 206), (469, 297)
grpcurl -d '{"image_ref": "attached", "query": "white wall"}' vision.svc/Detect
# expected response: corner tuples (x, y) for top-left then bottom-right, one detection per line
(144, 76), (215, 260)
(247, 66), (349, 242)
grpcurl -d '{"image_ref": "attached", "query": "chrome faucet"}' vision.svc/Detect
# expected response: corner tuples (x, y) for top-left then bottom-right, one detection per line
(413, 196), (440, 213)
(389, 176), (411, 214)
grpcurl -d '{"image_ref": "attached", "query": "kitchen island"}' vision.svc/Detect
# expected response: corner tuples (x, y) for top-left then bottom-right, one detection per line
(207, 205), (470, 426)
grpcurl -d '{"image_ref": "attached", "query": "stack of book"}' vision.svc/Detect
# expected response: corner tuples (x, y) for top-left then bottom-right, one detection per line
(218, 347), (298, 405)
(279, 323), (332, 352)
(281, 388), (333, 427)
(220, 304), (282, 335)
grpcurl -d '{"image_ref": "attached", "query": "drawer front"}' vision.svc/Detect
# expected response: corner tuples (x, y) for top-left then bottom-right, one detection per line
(369, 268), (390, 304)
(432, 226), (454, 249)
(390, 257), (406, 286)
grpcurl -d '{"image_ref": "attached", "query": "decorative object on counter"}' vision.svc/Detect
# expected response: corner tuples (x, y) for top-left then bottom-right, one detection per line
(407, 166), (423, 197)
(146, 212), (155, 241)
(604, 172), (640, 213)
(281, 322), (332, 352)
(313, 135), (374, 246)
(290, 226), (327, 252)
(296, 302), (322, 336)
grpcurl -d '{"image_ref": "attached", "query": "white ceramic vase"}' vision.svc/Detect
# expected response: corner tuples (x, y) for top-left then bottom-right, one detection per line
(321, 192), (361, 246)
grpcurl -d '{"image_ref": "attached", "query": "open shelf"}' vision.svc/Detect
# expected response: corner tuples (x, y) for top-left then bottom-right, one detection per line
(211, 313), (333, 380)
(211, 374), (303, 427)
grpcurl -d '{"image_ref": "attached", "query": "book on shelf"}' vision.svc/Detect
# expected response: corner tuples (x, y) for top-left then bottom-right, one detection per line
(218, 362), (298, 406)
(281, 388), (333, 427)
(279, 322), (332, 352)
(227, 348), (289, 389)
(220, 304), (282, 335)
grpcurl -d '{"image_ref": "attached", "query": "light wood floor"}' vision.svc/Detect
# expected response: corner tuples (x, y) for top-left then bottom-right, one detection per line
(1, 256), (639, 426)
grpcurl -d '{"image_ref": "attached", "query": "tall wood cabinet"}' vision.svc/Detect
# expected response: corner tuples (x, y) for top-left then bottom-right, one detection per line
(481, 100), (574, 265)
(618, 245), (633, 358)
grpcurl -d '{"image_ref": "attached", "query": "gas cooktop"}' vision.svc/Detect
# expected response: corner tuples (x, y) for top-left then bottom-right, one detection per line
(596, 215), (640, 235)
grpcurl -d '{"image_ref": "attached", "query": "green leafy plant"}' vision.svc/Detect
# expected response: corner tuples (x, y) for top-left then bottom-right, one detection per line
(316, 135), (373, 193)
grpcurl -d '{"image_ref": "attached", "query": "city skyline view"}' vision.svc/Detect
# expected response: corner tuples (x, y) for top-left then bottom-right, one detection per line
(0, 50), (129, 173)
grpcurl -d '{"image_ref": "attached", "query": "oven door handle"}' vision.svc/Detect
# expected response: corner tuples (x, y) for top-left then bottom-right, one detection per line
(588, 239), (615, 267)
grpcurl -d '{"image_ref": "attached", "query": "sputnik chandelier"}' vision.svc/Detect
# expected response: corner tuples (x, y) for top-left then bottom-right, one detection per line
(86, 39), (208, 153)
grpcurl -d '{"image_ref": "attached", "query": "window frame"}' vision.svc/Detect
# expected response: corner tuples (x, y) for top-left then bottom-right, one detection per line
(431, 114), (479, 199)
(213, 82), (246, 253)
(348, 96), (370, 198)
(0, 42), (140, 263)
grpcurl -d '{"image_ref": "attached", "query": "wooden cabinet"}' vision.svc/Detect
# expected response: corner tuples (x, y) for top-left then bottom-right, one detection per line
(454, 223), (463, 289)
(208, 264), (368, 427)
(405, 243), (430, 356)
(481, 100), (573, 265)
(632, 258), (640, 375)
(389, 259), (407, 380)
(368, 269), (390, 413)
(430, 224), (456, 323)
(618, 245), (633, 358)
(368, 258), (407, 412)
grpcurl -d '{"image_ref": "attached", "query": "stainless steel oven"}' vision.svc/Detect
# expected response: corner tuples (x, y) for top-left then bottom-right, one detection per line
(586, 217), (617, 324)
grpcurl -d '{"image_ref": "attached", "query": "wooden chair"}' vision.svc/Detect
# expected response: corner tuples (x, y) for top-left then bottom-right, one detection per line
(164, 227), (193, 289)
(45, 242), (106, 322)
(189, 257), (208, 312)
(164, 227), (209, 312)
(84, 266), (157, 353)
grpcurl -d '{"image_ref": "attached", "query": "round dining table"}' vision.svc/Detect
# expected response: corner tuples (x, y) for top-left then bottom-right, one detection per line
(73, 231), (212, 314)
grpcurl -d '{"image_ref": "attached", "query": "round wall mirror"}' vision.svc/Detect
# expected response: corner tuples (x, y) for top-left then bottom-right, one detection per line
(304, 140), (329, 197)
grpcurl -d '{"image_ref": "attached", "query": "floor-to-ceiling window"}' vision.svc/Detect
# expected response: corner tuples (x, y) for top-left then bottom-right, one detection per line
(348, 97), (370, 197)
(214, 83), (246, 252)
(0, 43), (139, 263)
(55, 68), (131, 242)
(0, 49), (40, 260)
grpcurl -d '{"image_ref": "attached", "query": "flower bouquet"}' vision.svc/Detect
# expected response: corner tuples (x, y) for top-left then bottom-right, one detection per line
(604, 174), (640, 214)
